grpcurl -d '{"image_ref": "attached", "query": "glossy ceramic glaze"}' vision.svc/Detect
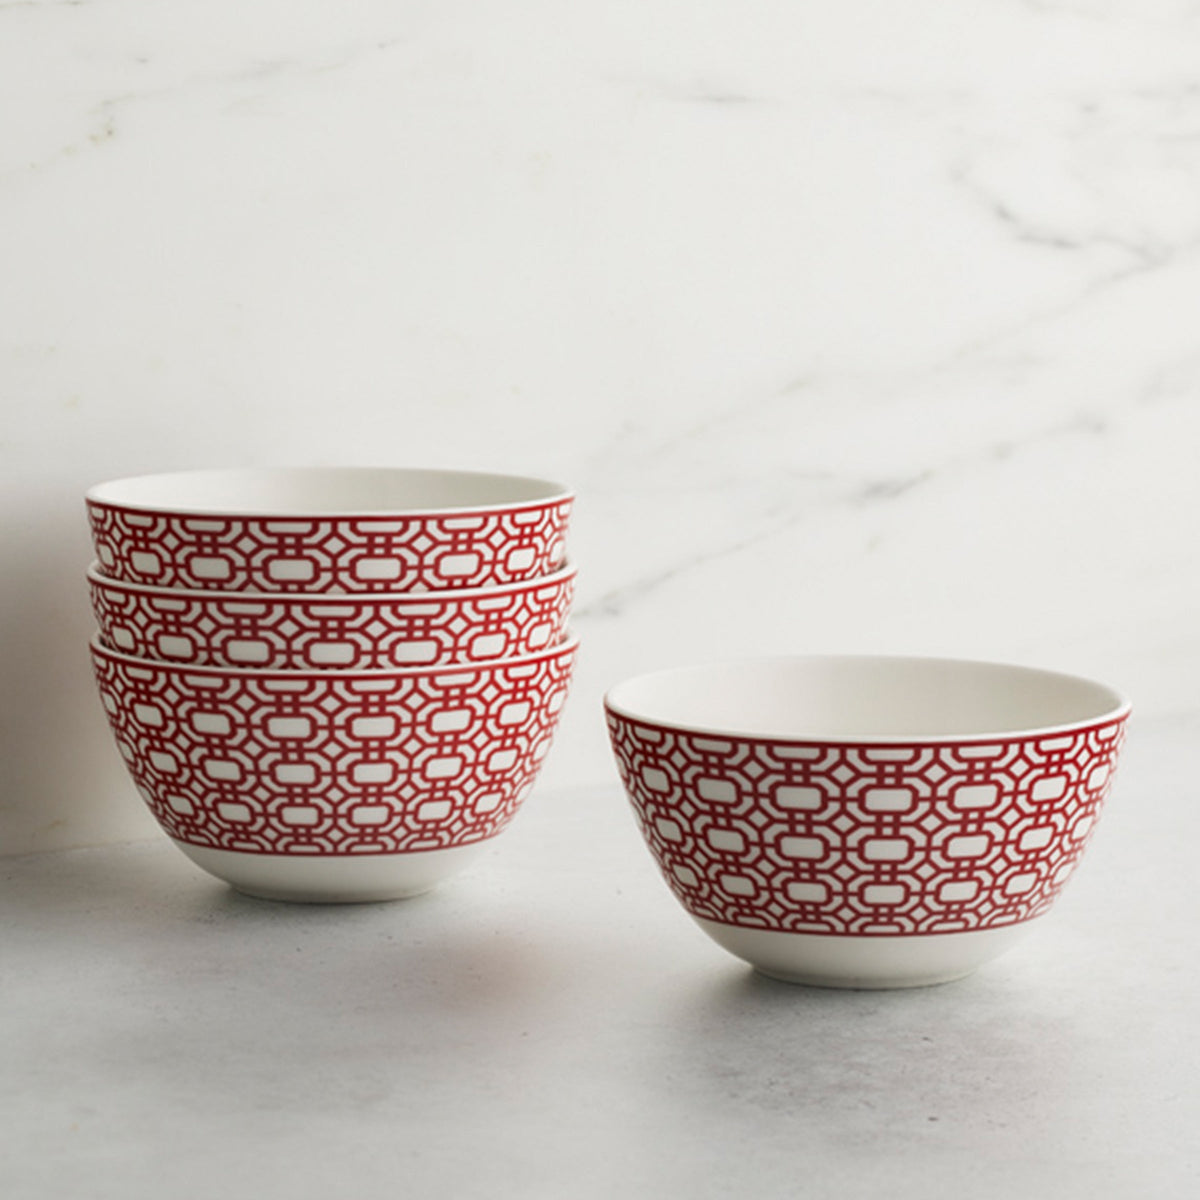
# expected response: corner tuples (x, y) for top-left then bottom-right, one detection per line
(92, 634), (578, 901)
(87, 467), (573, 593)
(88, 562), (576, 669)
(606, 655), (1130, 988)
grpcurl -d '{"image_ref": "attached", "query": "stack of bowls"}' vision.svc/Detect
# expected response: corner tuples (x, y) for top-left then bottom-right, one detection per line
(86, 467), (578, 902)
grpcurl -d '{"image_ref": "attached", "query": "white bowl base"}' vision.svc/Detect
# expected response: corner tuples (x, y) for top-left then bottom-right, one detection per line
(694, 918), (1035, 989)
(172, 840), (487, 903)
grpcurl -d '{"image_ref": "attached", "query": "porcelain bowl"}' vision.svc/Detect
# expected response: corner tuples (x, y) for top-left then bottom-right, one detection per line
(91, 634), (578, 901)
(605, 656), (1130, 989)
(87, 467), (572, 593)
(88, 562), (576, 670)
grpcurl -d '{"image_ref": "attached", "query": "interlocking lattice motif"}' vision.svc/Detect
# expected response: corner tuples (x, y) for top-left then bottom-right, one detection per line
(606, 713), (1127, 936)
(87, 498), (573, 593)
(93, 640), (576, 855)
(89, 569), (576, 669)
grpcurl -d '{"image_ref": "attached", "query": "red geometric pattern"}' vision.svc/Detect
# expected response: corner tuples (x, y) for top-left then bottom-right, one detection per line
(87, 497), (573, 593)
(92, 639), (577, 855)
(89, 567), (576, 670)
(605, 712), (1127, 936)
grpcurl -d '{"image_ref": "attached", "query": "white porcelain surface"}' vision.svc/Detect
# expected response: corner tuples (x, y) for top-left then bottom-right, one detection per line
(87, 467), (570, 515)
(694, 920), (1033, 989)
(605, 655), (1130, 739)
(175, 841), (486, 903)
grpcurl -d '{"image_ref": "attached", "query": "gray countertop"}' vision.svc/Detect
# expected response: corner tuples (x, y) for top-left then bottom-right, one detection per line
(3, 714), (1195, 1199)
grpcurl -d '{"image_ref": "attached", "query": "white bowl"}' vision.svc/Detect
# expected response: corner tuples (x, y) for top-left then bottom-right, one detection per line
(87, 467), (572, 593)
(88, 562), (576, 669)
(91, 634), (578, 902)
(606, 655), (1130, 988)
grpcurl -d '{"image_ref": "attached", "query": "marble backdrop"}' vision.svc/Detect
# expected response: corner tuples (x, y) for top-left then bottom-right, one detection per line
(2, 0), (1197, 853)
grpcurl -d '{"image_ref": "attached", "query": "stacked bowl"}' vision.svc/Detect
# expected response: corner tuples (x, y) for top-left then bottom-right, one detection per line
(86, 468), (578, 902)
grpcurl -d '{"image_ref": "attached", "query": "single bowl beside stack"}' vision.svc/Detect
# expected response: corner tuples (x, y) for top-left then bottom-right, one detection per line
(87, 467), (578, 903)
(606, 655), (1130, 989)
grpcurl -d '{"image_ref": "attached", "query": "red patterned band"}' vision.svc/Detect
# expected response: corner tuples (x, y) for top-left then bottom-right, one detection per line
(87, 497), (572, 593)
(606, 711), (1127, 936)
(93, 639), (577, 856)
(89, 567), (576, 669)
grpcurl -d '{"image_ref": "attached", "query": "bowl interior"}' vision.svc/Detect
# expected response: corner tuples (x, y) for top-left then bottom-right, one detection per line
(605, 656), (1129, 741)
(87, 467), (569, 515)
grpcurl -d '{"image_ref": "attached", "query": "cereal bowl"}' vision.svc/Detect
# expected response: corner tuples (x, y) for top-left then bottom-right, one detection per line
(605, 656), (1130, 988)
(88, 562), (576, 669)
(87, 467), (572, 593)
(92, 634), (578, 901)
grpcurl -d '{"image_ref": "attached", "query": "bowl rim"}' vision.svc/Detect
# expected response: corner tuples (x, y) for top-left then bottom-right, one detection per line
(603, 653), (1131, 745)
(91, 629), (579, 680)
(85, 559), (578, 602)
(85, 466), (573, 518)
